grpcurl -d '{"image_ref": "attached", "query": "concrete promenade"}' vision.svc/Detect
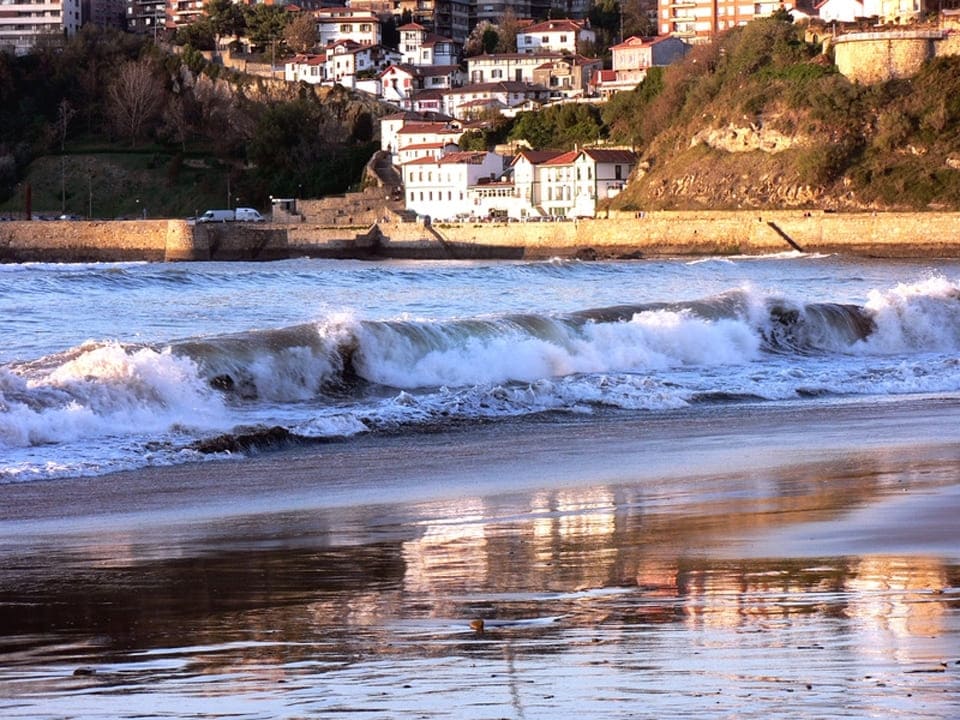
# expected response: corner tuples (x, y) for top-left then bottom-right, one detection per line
(1, 210), (959, 262)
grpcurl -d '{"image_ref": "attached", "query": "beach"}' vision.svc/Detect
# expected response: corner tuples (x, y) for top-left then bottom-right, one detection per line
(3, 254), (960, 717)
(1, 398), (958, 718)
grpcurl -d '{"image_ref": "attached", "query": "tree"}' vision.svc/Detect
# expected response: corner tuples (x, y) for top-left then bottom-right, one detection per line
(243, 4), (288, 51)
(284, 12), (318, 54)
(175, 18), (216, 51)
(495, 10), (521, 54)
(206, 0), (246, 50)
(622, 0), (657, 39)
(55, 99), (76, 152)
(465, 21), (496, 57)
(107, 59), (166, 146)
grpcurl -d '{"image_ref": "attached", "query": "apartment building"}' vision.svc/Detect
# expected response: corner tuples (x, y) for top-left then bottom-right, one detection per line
(659, 0), (795, 42)
(0, 0), (82, 54)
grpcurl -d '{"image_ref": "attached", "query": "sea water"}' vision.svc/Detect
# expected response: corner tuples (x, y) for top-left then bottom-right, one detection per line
(2, 253), (960, 481)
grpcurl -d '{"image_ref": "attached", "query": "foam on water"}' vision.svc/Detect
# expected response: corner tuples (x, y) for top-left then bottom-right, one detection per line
(4, 264), (960, 480)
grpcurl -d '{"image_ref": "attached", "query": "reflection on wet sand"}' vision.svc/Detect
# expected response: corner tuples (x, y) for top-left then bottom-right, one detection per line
(0, 453), (958, 718)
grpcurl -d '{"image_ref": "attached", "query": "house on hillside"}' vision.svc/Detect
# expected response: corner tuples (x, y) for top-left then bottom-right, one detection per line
(443, 81), (551, 120)
(380, 64), (464, 109)
(398, 22), (462, 66)
(285, 53), (327, 84)
(466, 53), (564, 84)
(531, 54), (602, 98)
(596, 35), (689, 96)
(517, 19), (596, 55)
(381, 112), (460, 156)
(315, 7), (381, 47)
(394, 121), (464, 164)
(402, 151), (508, 220)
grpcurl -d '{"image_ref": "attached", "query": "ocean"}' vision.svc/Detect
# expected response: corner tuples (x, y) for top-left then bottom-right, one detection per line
(1, 254), (959, 719)
(2, 253), (960, 482)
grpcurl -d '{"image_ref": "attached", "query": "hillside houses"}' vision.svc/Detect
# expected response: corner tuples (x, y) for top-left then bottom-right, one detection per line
(516, 19), (596, 54)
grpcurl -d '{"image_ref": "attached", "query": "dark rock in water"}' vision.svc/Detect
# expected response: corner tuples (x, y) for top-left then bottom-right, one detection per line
(190, 426), (294, 454)
(73, 667), (96, 676)
(574, 247), (598, 261)
(210, 374), (235, 391)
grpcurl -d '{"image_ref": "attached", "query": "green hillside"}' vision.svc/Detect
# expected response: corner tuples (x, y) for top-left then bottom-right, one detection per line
(603, 15), (960, 211)
(0, 26), (383, 219)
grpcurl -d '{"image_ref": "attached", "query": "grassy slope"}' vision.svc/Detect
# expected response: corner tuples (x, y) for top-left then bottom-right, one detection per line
(610, 22), (960, 212)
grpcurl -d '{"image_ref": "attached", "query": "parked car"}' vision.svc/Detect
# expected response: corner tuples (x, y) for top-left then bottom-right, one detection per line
(235, 207), (265, 222)
(197, 209), (235, 223)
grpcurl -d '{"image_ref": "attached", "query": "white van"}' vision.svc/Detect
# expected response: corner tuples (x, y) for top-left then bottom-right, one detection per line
(235, 207), (265, 222)
(197, 209), (234, 223)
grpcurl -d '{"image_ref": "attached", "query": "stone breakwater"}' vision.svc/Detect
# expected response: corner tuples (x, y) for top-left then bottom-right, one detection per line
(1, 210), (960, 263)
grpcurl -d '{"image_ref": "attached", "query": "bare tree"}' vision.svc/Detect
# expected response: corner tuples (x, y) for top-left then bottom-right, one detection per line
(107, 60), (166, 146)
(56, 99), (76, 151)
(283, 12), (318, 54)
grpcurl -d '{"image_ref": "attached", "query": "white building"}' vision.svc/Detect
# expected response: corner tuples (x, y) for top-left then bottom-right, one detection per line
(315, 7), (381, 47)
(516, 19), (595, 55)
(393, 121), (464, 162)
(381, 112), (460, 155)
(402, 151), (507, 220)
(285, 53), (328, 84)
(0, 0), (81, 54)
(398, 22), (461, 66)
(467, 52), (564, 84)
(509, 147), (637, 218)
(443, 81), (550, 120)
(380, 64), (463, 109)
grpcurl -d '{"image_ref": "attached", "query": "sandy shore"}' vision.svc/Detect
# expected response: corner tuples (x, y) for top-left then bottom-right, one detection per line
(1, 397), (958, 719)
(3, 395), (959, 556)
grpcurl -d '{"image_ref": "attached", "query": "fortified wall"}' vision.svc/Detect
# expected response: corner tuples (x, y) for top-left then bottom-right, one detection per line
(832, 29), (960, 84)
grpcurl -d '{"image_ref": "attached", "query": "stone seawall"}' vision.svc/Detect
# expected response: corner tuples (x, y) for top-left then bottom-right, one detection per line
(2, 211), (960, 263)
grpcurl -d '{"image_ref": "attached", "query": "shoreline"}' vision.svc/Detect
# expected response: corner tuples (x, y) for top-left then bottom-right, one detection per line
(3, 395), (959, 560)
(3, 209), (960, 262)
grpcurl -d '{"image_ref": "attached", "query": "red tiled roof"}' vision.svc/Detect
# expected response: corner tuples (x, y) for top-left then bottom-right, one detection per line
(543, 150), (580, 166)
(510, 150), (566, 166)
(400, 142), (447, 151)
(439, 151), (489, 164)
(581, 148), (638, 164)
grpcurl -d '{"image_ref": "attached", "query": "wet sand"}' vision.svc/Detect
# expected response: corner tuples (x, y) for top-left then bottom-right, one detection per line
(1, 397), (959, 718)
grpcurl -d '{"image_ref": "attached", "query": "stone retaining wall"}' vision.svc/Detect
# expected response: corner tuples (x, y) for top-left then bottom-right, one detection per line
(833, 30), (951, 84)
(2, 211), (960, 263)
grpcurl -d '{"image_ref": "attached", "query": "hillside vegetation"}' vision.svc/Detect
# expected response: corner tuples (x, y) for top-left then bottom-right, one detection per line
(0, 27), (383, 218)
(604, 14), (960, 211)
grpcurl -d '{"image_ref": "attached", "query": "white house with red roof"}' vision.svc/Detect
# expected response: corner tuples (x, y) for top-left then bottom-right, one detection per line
(443, 81), (550, 120)
(402, 151), (507, 220)
(380, 112), (460, 156)
(285, 53), (328, 84)
(595, 35), (689, 96)
(398, 22), (462, 66)
(380, 64), (464, 109)
(394, 121), (463, 164)
(508, 147), (637, 218)
(516, 19), (595, 55)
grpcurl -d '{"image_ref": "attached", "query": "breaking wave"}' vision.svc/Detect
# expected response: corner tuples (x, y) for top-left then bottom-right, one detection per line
(3, 279), (960, 478)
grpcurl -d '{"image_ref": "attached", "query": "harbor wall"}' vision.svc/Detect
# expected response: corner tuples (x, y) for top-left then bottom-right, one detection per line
(1, 211), (960, 262)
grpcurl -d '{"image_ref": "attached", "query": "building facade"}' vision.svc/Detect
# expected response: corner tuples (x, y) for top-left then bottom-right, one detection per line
(0, 0), (82, 54)
(659, 0), (795, 42)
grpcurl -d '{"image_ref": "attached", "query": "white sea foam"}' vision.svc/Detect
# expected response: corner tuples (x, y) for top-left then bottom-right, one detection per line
(352, 310), (760, 390)
(858, 276), (960, 353)
(0, 343), (228, 448)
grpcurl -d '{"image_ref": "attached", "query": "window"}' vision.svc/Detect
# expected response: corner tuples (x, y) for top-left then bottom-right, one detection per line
(541, 36), (549, 43)
(615, 165), (622, 180)
(360, 23), (371, 31)
(491, 69), (502, 79)
(340, 24), (352, 32)
(560, 35), (567, 43)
